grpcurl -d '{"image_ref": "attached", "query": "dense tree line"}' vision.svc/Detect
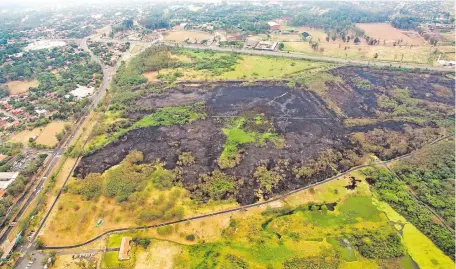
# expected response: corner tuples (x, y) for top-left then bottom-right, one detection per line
(362, 167), (455, 259)
(392, 140), (455, 227)
(291, 5), (389, 35)
(391, 16), (421, 30)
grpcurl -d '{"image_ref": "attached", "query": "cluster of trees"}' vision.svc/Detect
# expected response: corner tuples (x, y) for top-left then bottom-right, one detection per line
(350, 127), (442, 160)
(55, 124), (71, 142)
(136, 189), (184, 223)
(291, 5), (388, 35)
(0, 42), (26, 65)
(362, 167), (455, 259)
(69, 150), (186, 224)
(393, 140), (455, 227)
(392, 16), (421, 30)
(349, 230), (404, 259)
(293, 148), (362, 181)
(0, 45), (88, 83)
(192, 170), (238, 202)
(253, 160), (287, 199)
(113, 45), (176, 90)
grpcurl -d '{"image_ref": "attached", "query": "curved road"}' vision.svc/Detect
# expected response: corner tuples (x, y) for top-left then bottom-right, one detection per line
(40, 135), (452, 250)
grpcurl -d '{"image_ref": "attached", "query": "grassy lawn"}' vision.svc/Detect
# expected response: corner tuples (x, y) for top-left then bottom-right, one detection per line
(158, 54), (331, 81)
(102, 251), (134, 268)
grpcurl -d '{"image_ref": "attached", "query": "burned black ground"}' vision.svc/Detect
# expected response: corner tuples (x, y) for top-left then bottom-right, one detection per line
(76, 67), (455, 205)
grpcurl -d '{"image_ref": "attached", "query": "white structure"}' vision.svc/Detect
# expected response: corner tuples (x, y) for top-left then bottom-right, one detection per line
(35, 109), (48, 116)
(70, 85), (95, 100)
(24, 40), (66, 51)
(0, 172), (20, 189)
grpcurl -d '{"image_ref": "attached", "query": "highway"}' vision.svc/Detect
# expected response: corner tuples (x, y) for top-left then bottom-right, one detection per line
(12, 32), (160, 269)
(51, 36), (453, 73)
(7, 34), (129, 268)
(163, 42), (455, 72)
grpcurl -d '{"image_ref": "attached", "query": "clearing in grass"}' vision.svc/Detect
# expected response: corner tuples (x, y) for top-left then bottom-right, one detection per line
(3, 79), (39, 95)
(356, 23), (424, 45)
(8, 121), (71, 147)
(164, 31), (213, 43)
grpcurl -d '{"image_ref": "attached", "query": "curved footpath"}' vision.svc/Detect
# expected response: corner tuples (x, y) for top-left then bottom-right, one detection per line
(41, 135), (452, 250)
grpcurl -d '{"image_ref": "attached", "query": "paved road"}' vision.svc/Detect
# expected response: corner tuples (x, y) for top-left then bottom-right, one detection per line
(14, 33), (158, 269)
(37, 136), (451, 251)
(163, 42), (455, 72)
(53, 36), (453, 72)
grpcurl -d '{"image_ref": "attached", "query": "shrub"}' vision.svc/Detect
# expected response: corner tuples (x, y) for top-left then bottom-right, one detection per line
(157, 226), (173, 235)
(185, 234), (195, 241)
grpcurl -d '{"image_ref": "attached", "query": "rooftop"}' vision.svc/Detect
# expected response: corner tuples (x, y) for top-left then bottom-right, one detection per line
(0, 172), (19, 181)
(118, 237), (132, 260)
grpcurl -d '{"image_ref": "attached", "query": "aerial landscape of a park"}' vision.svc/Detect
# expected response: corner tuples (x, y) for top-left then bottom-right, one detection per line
(0, 0), (454, 268)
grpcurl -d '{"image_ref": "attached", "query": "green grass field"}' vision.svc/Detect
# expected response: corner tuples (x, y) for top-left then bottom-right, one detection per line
(159, 53), (332, 81)
(102, 251), (135, 268)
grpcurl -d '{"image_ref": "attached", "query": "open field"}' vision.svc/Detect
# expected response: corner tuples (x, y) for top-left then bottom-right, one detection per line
(284, 42), (454, 64)
(281, 26), (328, 42)
(79, 63), (454, 207)
(42, 48), (455, 267)
(159, 53), (332, 81)
(9, 121), (70, 147)
(356, 23), (425, 45)
(54, 253), (101, 269)
(40, 180), (237, 245)
(35, 121), (71, 146)
(164, 31), (213, 43)
(3, 79), (39, 95)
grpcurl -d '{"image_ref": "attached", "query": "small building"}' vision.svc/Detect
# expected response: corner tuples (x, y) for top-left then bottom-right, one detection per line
(244, 38), (259, 49)
(301, 32), (312, 40)
(267, 21), (280, 30)
(254, 41), (278, 51)
(118, 237), (132, 261)
(0, 172), (19, 190)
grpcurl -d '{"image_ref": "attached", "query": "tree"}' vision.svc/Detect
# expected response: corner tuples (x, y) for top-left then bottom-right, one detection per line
(278, 42), (285, 50)
(354, 37), (360, 44)
(36, 237), (43, 249)
(373, 53), (379, 59)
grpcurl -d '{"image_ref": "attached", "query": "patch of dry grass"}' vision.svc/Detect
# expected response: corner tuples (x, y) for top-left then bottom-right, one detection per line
(3, 80), (39, 95)
(164, 31), (213, 43)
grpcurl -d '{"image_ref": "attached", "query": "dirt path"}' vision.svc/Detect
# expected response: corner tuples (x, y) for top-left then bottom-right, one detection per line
(40, 135), (452, 250)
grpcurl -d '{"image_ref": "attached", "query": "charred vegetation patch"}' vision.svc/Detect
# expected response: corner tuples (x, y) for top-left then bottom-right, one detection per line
(77, 67), (454, 205)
